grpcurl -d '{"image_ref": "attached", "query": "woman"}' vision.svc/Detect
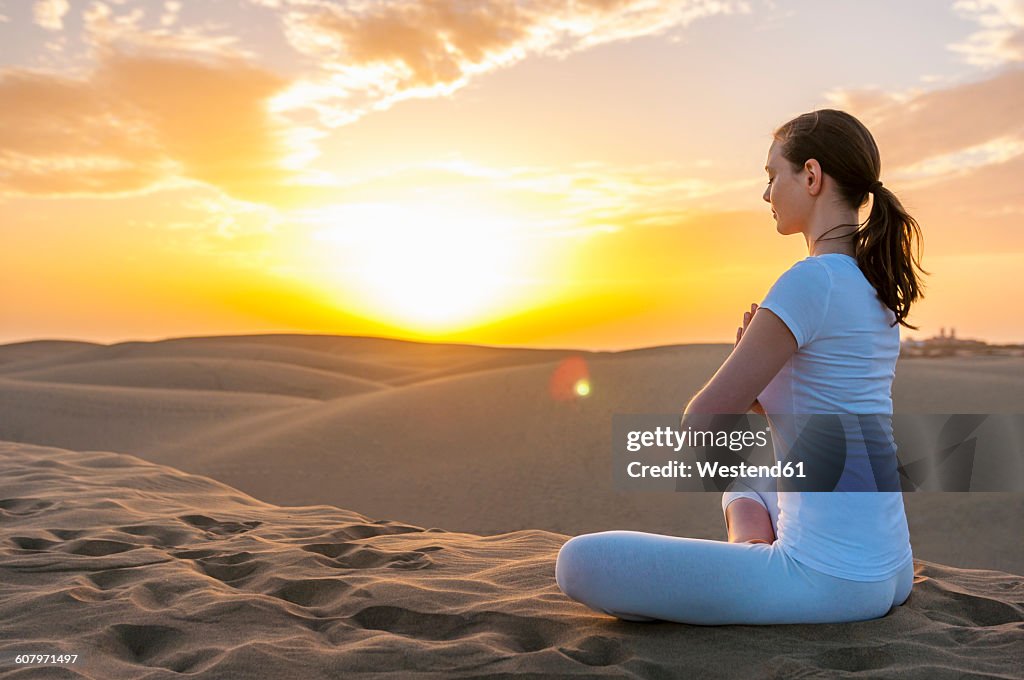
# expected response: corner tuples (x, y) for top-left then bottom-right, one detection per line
(555, 109), (927, 625)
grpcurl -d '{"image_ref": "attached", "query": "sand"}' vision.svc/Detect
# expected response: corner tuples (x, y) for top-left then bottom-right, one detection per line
(1, 335), (1022, 677)
(3, 442), (1022, 679)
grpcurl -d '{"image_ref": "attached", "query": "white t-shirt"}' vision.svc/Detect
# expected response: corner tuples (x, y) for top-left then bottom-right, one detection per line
(756, 253), (914, 581)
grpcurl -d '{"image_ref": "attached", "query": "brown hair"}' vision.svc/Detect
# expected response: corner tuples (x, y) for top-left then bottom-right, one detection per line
(773, 109), (928, 330)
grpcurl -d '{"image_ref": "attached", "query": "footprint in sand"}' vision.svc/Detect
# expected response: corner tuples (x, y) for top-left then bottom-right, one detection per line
(0, 498), (55, 516)
(177, 514), (262, 536)
(301, 542), (436, 570)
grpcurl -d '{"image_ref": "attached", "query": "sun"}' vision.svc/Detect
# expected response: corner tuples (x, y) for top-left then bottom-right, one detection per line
(306, 201), (533, 332)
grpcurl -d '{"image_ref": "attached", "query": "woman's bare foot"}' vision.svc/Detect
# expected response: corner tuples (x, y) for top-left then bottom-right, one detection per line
(725, 498), (776, 544)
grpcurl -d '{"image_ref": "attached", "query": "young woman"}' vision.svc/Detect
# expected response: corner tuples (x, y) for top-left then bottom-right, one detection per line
(555, 109), (927, 625)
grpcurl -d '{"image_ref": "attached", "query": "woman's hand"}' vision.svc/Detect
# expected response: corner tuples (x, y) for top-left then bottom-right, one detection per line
(735, 302), (758, 347)
(736, 303), (767, 416)
(691, 299), (793, 417)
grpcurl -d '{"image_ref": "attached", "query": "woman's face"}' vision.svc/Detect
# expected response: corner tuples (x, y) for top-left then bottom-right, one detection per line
(763, 141), (810, 236)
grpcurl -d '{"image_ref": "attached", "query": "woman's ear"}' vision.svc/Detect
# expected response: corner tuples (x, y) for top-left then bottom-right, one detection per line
(803, 159), (823, 196)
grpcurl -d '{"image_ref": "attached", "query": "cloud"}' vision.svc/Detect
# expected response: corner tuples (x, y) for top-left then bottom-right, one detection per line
(1, 0), (756, 203)
(161, 1), (183, 28)
(33, 0), (70, 31)
(824, 67), (1024, 176)
(822, 66), (1024, 256)
(855, 149), (1024, 260)
(267, 0), (751, 127)
(0, 68), (167, 195)
(81, 1), (247, 58)
(951, 0), (1024, 67)
(0, 46), (308, 203)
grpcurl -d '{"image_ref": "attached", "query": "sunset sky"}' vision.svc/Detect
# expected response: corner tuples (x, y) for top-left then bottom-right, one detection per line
(1, 0), (1022, 350)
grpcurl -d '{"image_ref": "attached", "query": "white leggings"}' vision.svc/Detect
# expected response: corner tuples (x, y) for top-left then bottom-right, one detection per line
(555, 486), (914, 625)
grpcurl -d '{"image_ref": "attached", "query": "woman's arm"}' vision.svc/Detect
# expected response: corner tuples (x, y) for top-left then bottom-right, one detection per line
(684, 304), (797, 415)
(683, 303), (792, 543)
(741, 304), (767, 416)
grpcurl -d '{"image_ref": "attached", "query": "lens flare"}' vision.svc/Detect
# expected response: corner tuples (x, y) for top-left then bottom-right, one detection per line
(548, 356), (590, 401)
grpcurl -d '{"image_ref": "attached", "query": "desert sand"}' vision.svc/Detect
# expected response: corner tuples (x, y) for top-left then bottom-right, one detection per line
(1, 335), (1022, 678)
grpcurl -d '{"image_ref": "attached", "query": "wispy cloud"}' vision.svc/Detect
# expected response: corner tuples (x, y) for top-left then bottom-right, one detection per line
(160, 1), (183, 28)
(81, 1), (248, 58)
(0, 46), (299, 202)
(265, 0), (752, 127)
(821, 64), (1024, 257)
(33, 0), (70, 31)
(1, 0), (755, 203)
(824, 66), (1024, 180)
(950, 0), (1024, 67)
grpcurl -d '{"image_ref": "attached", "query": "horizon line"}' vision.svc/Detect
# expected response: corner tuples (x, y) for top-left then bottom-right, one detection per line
(0, 331), (738, 354)
(2, 331), (1021, 354)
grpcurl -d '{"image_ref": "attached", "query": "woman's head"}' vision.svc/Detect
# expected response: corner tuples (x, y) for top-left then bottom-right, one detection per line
(765, 108), (928, 330)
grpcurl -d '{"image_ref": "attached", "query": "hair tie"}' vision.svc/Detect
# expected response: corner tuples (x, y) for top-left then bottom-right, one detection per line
(869, 180), (883, 193)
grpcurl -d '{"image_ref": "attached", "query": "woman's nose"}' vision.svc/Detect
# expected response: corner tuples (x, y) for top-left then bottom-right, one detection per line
(762, 186), (770, 202)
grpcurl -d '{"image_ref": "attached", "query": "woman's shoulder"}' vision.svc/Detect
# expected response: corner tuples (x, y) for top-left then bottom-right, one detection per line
(771, 256), (834, 290)
(794, 254), (881, 295)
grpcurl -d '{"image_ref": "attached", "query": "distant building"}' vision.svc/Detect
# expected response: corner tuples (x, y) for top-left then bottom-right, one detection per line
(900, 327), (1022, 358)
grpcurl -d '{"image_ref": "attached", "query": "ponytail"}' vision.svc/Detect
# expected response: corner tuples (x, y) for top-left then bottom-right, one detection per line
(852, 184), (929, 330)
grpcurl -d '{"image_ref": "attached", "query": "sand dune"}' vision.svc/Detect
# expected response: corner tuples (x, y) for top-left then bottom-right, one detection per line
(140, 350), (734, 536)
(1, 335), (1021, 678)
(5, 357), (389, 400)
(0, 339), (101, 366)
(385, 348), (593, 386)
(0, 376), (314, 455)
(157, 332), (570, 364)
(0, 339), (415, 384)
(2, 442), (1021, 679)
(0, 335), (1021, 579)
(893, 356), (1024, 412)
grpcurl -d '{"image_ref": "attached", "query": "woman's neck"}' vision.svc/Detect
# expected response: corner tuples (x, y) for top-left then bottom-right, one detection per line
(810, 242), (855, 257)
(806, 220), (858, 257)
(804, 204), (860, 257)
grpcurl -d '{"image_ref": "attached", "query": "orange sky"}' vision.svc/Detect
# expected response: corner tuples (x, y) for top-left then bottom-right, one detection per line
(1, 0), (1022, 350)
